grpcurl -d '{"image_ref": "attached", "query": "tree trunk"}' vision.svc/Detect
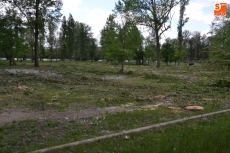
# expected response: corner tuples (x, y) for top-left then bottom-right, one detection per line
(121, 47), (124, 74)
(34, 0), (39, 67)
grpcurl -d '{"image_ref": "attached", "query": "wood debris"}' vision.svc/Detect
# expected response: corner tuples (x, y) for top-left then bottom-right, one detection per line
(185, 105), (204, 111)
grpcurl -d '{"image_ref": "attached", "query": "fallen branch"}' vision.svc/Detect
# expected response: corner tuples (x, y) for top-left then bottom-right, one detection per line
(31, 109), (230, 153)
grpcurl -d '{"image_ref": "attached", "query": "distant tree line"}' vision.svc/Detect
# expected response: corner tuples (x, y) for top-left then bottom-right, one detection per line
(58, 14), (99, 61)
(0, 0), (229, 70)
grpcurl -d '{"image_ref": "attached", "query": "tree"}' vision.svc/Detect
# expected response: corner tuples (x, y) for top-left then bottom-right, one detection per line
(100, 28), (106, 61)
(209, 11), (230, 69)
(0, 8), (27, 65)
(182, 31), (209, 62)
(80, 23), (93, 61)
(59, 16), (68, 61)
(100, 13), (143, 72)
(144, 36), (156, 64)
(100, 14), (121, 63)
(7, 0), (63, 67)
(38, 25), (45, 61)
(161, 38), (175, 65)
(47, 18), (57, 61)
(115, 0), (179, 68)
(134, 45), (144, 64)
(126, 24), (143, 65)
(67, 14), (75, 61)
(27, 29), (36, 61)
(117, 14), (142, 72)
(118, 16), (131, 73)
(177, 0), (189, 65)
(62, 20), (96, 61)
(182, 30), (191, 61)
(88, 38), (97, 61)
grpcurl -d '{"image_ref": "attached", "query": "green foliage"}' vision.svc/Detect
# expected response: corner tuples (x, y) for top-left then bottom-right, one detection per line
(126, 24), (143, 64)
(115, 0), (179, 68)
(59, 16), (68, 60)
(47, 17), (58, 61)
(144, 37), (156, 63)
(208, 14), (230, 68)
(161, 41), (175, 64)
(75, 22), (94, 61)
(177, 0), (189, 59)
(67, 14), (75, 60)
(100, 14), (143, 64)
(89, 38), (97, 61)
(59, 16), (96, 61)
(0, 8), (28, 65)
(8, 0), (63, 67)
(101, 14), (121, 61)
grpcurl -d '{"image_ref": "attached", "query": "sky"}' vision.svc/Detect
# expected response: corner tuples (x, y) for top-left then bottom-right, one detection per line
(61, 0), (230, 42)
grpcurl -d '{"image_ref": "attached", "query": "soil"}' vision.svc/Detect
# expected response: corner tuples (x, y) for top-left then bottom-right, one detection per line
(0, 68), (174, 126)
(4, 69), (62, 78)
(0, 102), (170, 126)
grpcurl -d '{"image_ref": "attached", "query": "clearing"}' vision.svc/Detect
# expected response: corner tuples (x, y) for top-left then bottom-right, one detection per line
(0, 61), (229, 152)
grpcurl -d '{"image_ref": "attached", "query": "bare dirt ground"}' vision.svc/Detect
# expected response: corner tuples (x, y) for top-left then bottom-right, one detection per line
(0, 102), (172, 126)
(0, 67), (187, 126)
(4, 68), (62, 78)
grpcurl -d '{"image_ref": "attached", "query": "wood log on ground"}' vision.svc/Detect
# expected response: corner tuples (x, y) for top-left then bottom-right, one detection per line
(31, 109), (230, 153)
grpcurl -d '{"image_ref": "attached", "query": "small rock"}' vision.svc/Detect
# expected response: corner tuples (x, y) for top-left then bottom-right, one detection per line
(63, 117), (68, 120)
(124, 135), (129, 139)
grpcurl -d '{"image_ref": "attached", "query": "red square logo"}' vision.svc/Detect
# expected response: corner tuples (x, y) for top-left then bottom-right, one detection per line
(214, 3), (227, 16)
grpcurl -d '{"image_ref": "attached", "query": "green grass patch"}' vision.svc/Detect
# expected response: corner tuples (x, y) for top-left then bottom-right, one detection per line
(53, 113), (230, 153)
(0, 61), (230, 152)
(0, 108), (193, 152)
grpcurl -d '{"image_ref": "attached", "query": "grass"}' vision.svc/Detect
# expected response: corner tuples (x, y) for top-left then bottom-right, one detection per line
(52, 113), (230, 153)
(0, 60), (230, 152)
(0, 108), (192, 152)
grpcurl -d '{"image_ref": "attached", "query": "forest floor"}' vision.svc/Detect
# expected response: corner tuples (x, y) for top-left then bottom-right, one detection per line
(0, 61), (230, 152)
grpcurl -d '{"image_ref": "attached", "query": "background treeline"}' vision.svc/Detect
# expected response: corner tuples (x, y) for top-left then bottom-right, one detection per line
(0, 0), (230, 70)
(0, 11), (100, 63)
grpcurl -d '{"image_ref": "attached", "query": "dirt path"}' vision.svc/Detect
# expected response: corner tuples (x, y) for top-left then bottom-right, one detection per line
(0, 68), (174, 126)
(0, 103), (166, 126)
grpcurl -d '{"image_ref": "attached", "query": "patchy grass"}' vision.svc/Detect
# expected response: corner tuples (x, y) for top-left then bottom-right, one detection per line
(0, 108), (192, 152)
(52, 113), (230, 153)
(0, 61), (230, 152)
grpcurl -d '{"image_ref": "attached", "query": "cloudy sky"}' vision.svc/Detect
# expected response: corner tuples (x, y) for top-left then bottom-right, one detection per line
(61, 0), (230, 41)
